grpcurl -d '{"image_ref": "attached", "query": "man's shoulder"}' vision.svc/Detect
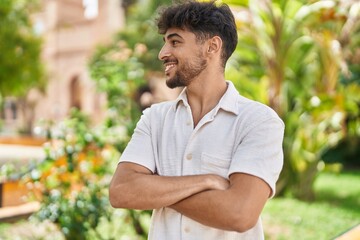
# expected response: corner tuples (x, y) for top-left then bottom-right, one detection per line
(236, 96), (284, 127)
(225, 82), (280, 121)
(239, 98), (278, 116)
(144, 100), (177, 116)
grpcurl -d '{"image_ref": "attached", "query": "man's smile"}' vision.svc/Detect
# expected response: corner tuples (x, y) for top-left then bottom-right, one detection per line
(164, 60), (178, 73)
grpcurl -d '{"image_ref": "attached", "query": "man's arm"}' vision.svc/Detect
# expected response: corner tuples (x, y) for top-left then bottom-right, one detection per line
(109, 162), (230, 210)
(171, 114), (284, 232)
(170, 173), (271, 233)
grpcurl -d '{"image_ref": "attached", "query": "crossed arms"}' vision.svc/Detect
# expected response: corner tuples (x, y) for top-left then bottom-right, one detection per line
(109, 162), (271, 233)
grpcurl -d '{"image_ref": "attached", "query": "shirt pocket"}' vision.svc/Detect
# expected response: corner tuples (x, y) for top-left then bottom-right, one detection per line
(200, 153), (231, 179)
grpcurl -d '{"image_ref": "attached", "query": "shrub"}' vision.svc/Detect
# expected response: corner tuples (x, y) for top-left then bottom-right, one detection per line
(25, 110), (119, 240)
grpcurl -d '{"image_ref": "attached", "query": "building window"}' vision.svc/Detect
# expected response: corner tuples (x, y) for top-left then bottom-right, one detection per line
(83, 0), (98, 19)
(70, 76), (82, 110)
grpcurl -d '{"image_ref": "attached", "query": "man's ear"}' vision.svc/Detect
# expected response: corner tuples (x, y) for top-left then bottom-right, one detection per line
(207, 36), (222, 54)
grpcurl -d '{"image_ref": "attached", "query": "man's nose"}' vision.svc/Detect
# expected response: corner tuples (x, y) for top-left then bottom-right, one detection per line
(158, 44), (170, 61)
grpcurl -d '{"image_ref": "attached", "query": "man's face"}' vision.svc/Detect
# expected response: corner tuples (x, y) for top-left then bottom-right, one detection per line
(158, 28), (208, 89)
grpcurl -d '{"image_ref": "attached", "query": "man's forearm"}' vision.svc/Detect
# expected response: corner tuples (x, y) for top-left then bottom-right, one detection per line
(170, 188), (241, 231)
(109, 163), (229, 210)
(112, 173), (215, 210)
(170, 173), (271, 232)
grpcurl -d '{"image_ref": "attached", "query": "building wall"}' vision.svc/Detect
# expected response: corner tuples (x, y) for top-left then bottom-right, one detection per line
(32, 0), (125, 127)
(2, 0), (179, 136)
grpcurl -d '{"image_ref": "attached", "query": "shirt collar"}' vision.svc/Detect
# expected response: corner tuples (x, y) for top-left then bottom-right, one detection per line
(174, 87), (188, 110)
(173, 80), (240, 115)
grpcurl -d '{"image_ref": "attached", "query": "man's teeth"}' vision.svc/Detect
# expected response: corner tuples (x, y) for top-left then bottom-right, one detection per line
(165, 64), (175, 72)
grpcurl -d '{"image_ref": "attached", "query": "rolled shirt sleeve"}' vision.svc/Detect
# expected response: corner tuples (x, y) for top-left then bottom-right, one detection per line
(119, 108), (156, 173)
(228, 116), (284, 198)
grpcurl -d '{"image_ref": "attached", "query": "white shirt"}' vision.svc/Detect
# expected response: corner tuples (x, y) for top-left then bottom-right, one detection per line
(120, 81), (284, 240)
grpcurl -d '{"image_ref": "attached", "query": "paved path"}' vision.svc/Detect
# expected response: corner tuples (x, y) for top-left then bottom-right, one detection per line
(335, 224), (360, 240)
(0, 144), (45, 165)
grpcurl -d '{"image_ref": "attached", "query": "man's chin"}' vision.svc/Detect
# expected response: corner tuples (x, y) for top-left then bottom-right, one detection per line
(166, 78), (182, 89)
(166, 79), (179, 89)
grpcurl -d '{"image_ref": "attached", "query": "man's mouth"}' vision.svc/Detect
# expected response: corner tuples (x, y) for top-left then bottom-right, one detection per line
(165, 64), (176, 72)
(164, 60), (177, 73)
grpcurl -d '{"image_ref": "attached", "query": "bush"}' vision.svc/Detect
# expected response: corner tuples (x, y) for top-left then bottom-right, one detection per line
(24, 110), (119, 240)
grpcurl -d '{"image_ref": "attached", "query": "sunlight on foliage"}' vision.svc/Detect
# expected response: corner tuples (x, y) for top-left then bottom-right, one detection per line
(225, 0), (360, 199)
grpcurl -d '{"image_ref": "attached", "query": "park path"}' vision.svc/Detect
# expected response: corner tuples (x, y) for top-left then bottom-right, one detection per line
(0, 144), (45, 165)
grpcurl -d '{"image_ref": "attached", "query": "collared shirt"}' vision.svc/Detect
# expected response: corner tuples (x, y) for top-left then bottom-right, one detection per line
(120, 81), (284, 240)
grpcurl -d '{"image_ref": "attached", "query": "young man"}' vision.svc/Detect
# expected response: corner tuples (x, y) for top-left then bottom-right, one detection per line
(109, 1), (284, 239)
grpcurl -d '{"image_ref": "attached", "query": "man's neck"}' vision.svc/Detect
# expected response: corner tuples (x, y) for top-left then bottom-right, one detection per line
(186, 73), (227, 127)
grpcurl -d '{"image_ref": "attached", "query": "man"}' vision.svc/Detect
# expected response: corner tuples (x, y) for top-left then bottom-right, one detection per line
(109, 1), (284, 239)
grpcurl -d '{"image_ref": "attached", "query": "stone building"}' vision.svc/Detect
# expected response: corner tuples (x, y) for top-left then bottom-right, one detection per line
(1, 0), (125, 135)
(2, 0), (181, 136)
(35, 0), (125, 125)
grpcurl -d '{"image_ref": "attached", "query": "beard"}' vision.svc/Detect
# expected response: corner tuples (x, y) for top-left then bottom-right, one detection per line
(166, 53), (207, 89)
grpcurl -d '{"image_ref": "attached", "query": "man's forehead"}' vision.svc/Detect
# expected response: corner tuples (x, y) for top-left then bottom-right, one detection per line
(163, 27), (195, 40)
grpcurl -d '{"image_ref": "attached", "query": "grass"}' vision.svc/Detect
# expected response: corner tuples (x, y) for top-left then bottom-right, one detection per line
(0, 170), (359, 239)
(262, 170), (360, 240)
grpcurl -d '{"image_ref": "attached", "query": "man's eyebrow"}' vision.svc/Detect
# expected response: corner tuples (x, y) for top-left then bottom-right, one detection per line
(162, 33), (184, 42)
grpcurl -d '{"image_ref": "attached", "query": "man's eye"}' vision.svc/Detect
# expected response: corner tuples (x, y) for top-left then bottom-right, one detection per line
(172, 41), (179, 46)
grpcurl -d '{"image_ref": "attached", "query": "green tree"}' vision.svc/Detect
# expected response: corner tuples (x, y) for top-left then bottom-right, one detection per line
(89, 0), (171, 145)
(0, 0), (45, 134)
(0, 0), (44, 96)
(225, 0), (360, 200)
(89, 0), (171, 237)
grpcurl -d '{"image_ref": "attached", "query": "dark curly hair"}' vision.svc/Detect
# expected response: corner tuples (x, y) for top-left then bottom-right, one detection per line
(157, 0), (238, 68)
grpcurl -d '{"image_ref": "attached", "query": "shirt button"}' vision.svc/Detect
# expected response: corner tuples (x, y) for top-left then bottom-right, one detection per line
(186, 121), (192, 126)
(186, 153), (192, 160)
(184, 227), (190, 233)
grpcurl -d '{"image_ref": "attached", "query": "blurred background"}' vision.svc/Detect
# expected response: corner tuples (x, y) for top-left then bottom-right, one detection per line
(0, 0), (359, 239)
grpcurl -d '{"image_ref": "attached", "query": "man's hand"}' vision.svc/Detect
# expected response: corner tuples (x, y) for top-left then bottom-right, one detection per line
(207, 174), (230, 191)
